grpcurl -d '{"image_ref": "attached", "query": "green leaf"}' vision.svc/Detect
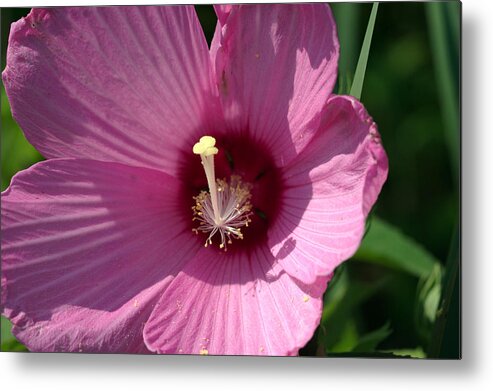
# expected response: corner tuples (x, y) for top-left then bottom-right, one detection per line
(0, 316), (14, 346)
(1, 85), (44, 191)
(416, 263), (442, 327)
(354, 217), (441, 278)
(1, 316), (27, 352)
(328, 319), (359, 353)
(350, 2), (379, 99)
(352, 322), (392, 352)
(319, 265), (389, 352)
(381, 347), (426, 359)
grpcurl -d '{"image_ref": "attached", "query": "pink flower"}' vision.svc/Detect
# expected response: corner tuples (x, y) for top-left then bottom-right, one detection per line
(1, 5), (388, 355)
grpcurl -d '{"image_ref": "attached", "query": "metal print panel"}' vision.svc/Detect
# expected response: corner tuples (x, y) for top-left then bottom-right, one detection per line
(0, 2), (460, 358)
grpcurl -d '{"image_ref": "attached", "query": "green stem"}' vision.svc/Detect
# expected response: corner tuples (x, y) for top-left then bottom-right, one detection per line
(350, 2), (379, 100)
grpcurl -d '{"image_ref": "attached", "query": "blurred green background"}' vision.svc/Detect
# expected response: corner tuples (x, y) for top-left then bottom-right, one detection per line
(0, 2), (460, 357)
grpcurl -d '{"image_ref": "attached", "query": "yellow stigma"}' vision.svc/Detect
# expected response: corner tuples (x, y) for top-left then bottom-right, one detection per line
(192, 135), (252, 251)
(193, 136), (218, 156)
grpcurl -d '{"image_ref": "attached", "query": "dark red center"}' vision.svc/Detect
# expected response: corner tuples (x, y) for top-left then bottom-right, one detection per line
(180, 133), (284, 253)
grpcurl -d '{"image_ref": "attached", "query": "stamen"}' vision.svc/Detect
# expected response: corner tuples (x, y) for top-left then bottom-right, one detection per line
(192, 136), (253, 250)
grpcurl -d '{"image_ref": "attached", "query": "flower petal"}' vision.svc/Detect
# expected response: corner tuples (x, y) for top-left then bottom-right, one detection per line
(1, 159), (199, 352)
(269, 95), (389, 284)
(214, 4), (233, 25)
(209, 5), (233, 69)
(212, 4), (339, 167)
(143, 245), (329, 355)
(2, 6), (221, 175)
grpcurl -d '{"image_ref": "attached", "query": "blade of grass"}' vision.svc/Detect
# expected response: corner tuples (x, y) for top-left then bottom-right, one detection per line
(426, 2), (460, 183)
(445, 1), (460, 59)
(350, 2), (379, 100)
(428, 223), (460, 358)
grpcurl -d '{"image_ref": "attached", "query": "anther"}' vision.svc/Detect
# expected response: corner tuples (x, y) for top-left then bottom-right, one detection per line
(192, 136), (253, 250)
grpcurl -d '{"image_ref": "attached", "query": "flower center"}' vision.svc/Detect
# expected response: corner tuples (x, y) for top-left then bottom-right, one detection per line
(181, 133), (283, 254)
(192, 136), (253, 250)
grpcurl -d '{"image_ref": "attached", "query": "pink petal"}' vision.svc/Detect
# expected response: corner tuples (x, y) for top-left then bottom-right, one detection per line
(2, 7), (221, 175)
(214, 5), (233, 25)
(209, 5), (234, 69)
(269, 95), (389, 285)
(1, 159), (200, 352)
(211, 4), (339, 167)
(143, 245), (329, 355)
